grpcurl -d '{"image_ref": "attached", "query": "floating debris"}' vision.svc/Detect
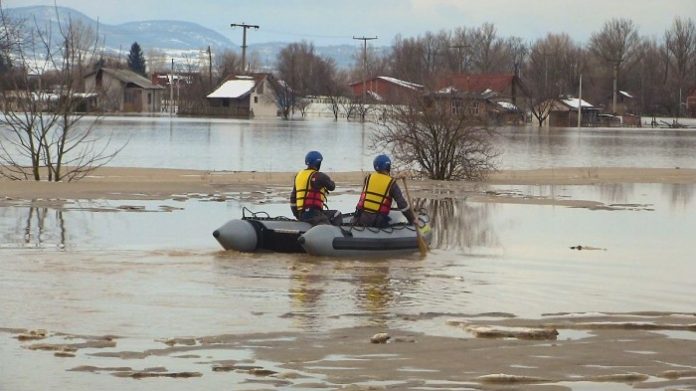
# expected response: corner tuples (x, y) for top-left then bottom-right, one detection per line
(589, 372), (649, 382)
(466, 326), (558, 340)
(16, 329), (47, 341)
(370, 333), (391, 344)
(159, 337), (196, 346)
(477, 373), (550, 384)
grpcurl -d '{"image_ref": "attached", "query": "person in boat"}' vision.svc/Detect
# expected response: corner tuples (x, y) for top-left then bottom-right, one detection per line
(290, 150), (342, 226)
(352, 154), (416, 228)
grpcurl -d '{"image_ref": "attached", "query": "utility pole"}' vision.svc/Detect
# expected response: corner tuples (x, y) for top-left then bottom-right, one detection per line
(170, 58), (174, 116)
(577, 73), (583, 128)
(207, 45), (212, 87)
(231, 22), (259, 73)
(353, 36), (377, 102)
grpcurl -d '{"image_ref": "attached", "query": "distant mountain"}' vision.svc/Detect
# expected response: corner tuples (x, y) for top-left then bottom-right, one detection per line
(6, 6), (236, 52)
(5, 5), (379, 69)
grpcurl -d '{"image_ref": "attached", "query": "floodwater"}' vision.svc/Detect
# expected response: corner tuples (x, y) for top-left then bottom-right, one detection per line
(2, 117), (696, 390)
(6, 115), (695, 171)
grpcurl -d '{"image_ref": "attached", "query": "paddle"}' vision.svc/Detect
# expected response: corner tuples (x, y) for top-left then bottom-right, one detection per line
(400, 177), (429, 256)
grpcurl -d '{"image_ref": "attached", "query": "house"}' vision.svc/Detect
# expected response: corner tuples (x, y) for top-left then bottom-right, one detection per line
(83, 67), (164, 113)
(607, 90), (636, 115)
(199, 73), (278, 118)
(427, 83), (525, 125)
(543, 97), (599, 127)
(349, 76), (423, 103)
(434, 73), (529, 109)
(687, 86), (696, 118)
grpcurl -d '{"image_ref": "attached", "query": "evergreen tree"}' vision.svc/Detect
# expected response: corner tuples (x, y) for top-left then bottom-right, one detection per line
(127, 42), (147, 76)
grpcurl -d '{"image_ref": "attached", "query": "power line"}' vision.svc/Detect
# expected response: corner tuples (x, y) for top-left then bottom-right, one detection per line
(257, 28), (353, 41)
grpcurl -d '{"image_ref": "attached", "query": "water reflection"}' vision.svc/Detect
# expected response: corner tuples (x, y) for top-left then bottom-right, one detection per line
(1, 206), (67, 249)
(598, 183), (635, 204)
(663, 183), (695, 211)
(419, 198), (499, 251)
(288, 260), (326, 331)
(353, 264), (393, 328)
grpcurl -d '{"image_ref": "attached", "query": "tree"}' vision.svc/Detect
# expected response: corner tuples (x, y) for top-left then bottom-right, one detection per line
(0, 5), (122, 181)
(373, 96), (498, 181)
(664, 17), (696, 116)
(127, 41), (146, 76)
(275, 41), (339, 118)
(589, 18), (639, 113)
(525, 33), (584, 126)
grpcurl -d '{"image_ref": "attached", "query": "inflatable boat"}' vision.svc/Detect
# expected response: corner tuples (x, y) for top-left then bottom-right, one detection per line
(213, 208), (432, 257)
(298, 211), (432, 257)
(213, 208), (318, 253)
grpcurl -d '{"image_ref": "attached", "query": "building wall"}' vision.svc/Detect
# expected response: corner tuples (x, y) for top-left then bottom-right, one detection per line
(249, 79), (278, 117)
(85, 71), (124, 111)
(84, 71), (162, 113)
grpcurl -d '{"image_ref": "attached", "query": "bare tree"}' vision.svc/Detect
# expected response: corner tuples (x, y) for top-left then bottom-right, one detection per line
(213, 49), (241, 84)
(470, 23), (507, 73)
(664, 17), (696, 116)
(0, 6), (122, 181)
(524, 33), (583, 125)
(589, 18), (640, 113)
(373, 96), (498, 180)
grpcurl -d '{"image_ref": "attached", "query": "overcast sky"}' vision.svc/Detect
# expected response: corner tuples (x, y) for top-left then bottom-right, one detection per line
(5, 0), (695, 46)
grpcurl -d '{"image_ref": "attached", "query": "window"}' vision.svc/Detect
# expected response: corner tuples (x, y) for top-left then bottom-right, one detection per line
(147, 93), (152, 105)
(254, 96), (258, 103)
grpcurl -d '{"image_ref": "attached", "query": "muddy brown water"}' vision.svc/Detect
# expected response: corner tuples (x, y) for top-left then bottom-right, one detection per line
(2, 183), (696, 389)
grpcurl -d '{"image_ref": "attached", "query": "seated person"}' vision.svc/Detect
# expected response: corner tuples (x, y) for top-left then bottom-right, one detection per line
(352, 154), (415, 228)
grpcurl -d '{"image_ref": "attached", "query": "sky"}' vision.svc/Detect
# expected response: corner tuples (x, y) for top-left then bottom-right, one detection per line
(5, 0), (696, 46)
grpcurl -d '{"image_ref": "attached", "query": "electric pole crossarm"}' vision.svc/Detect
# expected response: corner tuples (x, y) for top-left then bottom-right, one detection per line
(231, 23), (260, 74)
(352, 36), (378, 102)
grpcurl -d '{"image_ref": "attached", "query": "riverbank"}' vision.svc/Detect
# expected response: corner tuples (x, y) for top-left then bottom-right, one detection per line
(2, 166), (696, 201)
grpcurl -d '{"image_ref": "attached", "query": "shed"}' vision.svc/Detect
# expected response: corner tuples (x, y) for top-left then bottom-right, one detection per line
(202, 74), (278, 118)
(83, 67), (164, 113)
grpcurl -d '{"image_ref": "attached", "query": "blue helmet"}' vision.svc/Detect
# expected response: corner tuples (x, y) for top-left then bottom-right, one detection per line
(373, 154), (391, 172)
(305, 150), (323, 169)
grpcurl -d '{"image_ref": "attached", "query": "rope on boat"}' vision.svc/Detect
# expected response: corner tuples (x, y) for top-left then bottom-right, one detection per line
(240, 207), (431, 234)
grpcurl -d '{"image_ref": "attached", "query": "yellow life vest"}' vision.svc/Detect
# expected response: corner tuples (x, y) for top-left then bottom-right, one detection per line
(294, 168), (327, 210)
(357, 172), (394, 215)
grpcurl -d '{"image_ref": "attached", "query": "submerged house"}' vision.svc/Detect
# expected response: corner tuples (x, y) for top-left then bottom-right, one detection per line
(687, 87), (696, 118)
(202, 74), (278, 118)
(349, 76), (423, 103)
(83, 67), (164, 112)
(433, 73), (529, 125)
(544, 97), (599, 127)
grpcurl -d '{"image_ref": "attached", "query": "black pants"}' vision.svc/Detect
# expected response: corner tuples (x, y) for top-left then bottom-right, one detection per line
(300, 209), (342, 226)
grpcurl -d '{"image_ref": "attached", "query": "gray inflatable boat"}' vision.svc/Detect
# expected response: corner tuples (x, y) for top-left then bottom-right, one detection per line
(213, 208), (355, 253)
(213, 209), (313, 253)
(298, 211), (432, 257)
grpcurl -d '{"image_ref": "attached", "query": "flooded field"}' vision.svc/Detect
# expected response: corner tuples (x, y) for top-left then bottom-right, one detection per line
(8, 116), (696, 171)
(2, 181), (696, 390)
(2, 117), (696, 390)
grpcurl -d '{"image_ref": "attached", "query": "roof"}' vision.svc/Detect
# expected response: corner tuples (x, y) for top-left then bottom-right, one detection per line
(436, 74), (516, 94)
(349, 76), (423, 90)
(207, 78), (257, 99)
(619, 90), (634, 99)
(561, 98), (594, 109)
(376, 76), (423, 90)
(85, 67), (163, 90)
(497, 101), (518, 111)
